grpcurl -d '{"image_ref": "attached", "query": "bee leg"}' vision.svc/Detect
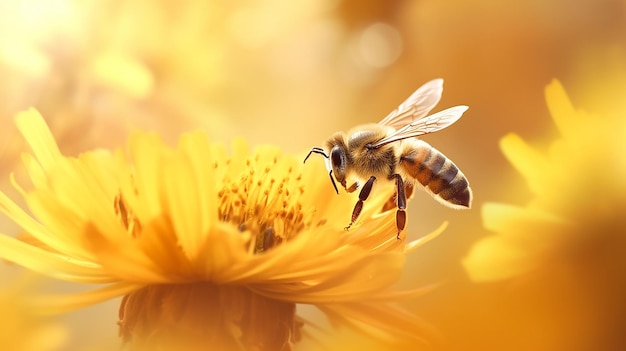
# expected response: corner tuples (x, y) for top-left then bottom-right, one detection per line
(391, 174), (407, 240)
(382, 182), (414, 212)
(345, 176), (376, 231)
(345, 182), (359, 193)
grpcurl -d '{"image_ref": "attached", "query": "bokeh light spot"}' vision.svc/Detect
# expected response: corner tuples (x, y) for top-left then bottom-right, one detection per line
(358, 22), (403, 68)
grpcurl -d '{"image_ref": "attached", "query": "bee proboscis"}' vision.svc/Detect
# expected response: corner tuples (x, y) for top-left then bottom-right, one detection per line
(304, 79), (472, 238)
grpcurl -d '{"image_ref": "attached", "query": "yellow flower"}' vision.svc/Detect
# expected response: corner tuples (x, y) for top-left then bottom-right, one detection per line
(463, 78), (626, 281)
(0, 110), (442, 350)
(0, 275), (68, 351)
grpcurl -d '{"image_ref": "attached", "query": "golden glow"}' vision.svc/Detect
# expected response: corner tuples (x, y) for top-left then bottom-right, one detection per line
(357, 22), (403, 68)
(90, 53), (154, 99)
(1, 0), (624, 349)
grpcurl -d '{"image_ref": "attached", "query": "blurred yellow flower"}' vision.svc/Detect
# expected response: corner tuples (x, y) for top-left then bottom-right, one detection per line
(0, 277), (67, 351)
(463, 78), (626, 281)
(0, 110), (442, 350)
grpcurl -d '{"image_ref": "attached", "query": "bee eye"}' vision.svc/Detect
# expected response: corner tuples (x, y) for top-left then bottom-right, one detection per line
(330, 145), (345, 170)
(330, 145), (347, 184)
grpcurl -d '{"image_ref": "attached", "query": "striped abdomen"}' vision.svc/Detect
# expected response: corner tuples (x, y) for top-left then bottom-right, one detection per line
(398, 140), (472, 209)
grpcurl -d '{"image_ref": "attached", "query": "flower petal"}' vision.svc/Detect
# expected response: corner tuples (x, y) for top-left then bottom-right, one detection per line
(14, 109), (62, 172)
(126, 132), (166, 219)
(31, 282), (143, 315)
(404, 221), (448, 254)
(0, 234), (110, 283)
(462, 233), (535, 282)
(319, 302), (438, 344)
(500, 133), (550, 195)
(545, 79), (583, 139)
(482, 202), (570, 249)
(179, 133), (219, 247)
(250, 251), (404, 303)
(84, 222), (178, 283)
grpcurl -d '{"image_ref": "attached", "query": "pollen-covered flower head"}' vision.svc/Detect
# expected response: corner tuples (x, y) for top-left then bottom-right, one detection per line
(0, 110), (440, 350)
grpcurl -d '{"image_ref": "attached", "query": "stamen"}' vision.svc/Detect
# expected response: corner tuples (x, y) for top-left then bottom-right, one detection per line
(214, 151), (326, 254)
(114, 193), (142, 238)
(112, 150), (325, 255)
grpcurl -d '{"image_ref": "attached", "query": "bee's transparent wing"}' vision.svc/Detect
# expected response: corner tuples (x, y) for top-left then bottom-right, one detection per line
(370, 105), (468, 148)
(378, 78), (444, 129)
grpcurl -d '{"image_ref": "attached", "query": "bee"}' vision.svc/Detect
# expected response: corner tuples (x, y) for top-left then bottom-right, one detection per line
(304, 79), (472, 238)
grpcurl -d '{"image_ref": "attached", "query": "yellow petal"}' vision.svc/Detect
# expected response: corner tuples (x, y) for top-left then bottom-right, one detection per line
(320, 302), (437, 344)
(31, 282), (144, 315)
(500, 133), (550, 195)
(136, 216), (195, 279)
(84, 223), (175, 283)
(19, 152), (46, 190)
(250, 252), (404, 303)
(0, 234), (110, 283)
(160, 151), (202, 260)
(404, 221), (448, 254)
(159, 134), (215, 262)
(482, 202), (569, 249)
(22, 195), (93, 259)
(545, 79), (583, 139)
(178, 133), (218, 240)
(14, 109), (62, 172)
(0, 190), (91, 260)
(127, 132), (167, 218)
(462, 234), (536, 282)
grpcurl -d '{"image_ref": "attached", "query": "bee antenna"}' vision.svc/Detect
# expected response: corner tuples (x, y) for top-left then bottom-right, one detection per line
(328, 170), (339, 194)
(303, 147), (339, 194)
(303, 147), (328, 163)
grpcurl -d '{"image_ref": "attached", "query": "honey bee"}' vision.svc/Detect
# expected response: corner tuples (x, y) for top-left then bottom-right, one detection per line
(304, 79), (472, 238)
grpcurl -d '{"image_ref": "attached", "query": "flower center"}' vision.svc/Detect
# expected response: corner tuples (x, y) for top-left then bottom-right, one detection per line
(113, 149), (328, 254)
(217, 154), (325, 253)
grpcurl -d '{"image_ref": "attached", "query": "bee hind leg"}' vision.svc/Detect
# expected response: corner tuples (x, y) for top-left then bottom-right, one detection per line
(345, 176), (376, 231)
(390, 174), (407, 240)
(382, 182), (414, 212)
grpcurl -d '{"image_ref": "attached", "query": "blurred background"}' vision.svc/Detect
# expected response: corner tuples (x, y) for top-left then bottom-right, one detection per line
(0, 0), (625, 350)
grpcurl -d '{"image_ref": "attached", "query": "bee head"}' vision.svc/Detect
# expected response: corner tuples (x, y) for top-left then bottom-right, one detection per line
(304, 134), (350, 194)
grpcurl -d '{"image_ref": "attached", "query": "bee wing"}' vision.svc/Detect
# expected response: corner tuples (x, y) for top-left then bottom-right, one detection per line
(378, 78), (444, 129)
(370, 105), (468, 148)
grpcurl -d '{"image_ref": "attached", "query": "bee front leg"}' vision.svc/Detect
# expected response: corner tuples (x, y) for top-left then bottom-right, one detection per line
(390, 174), (407, 240)
(345, 176), (376, 231)
(345, 182), (359, 193)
